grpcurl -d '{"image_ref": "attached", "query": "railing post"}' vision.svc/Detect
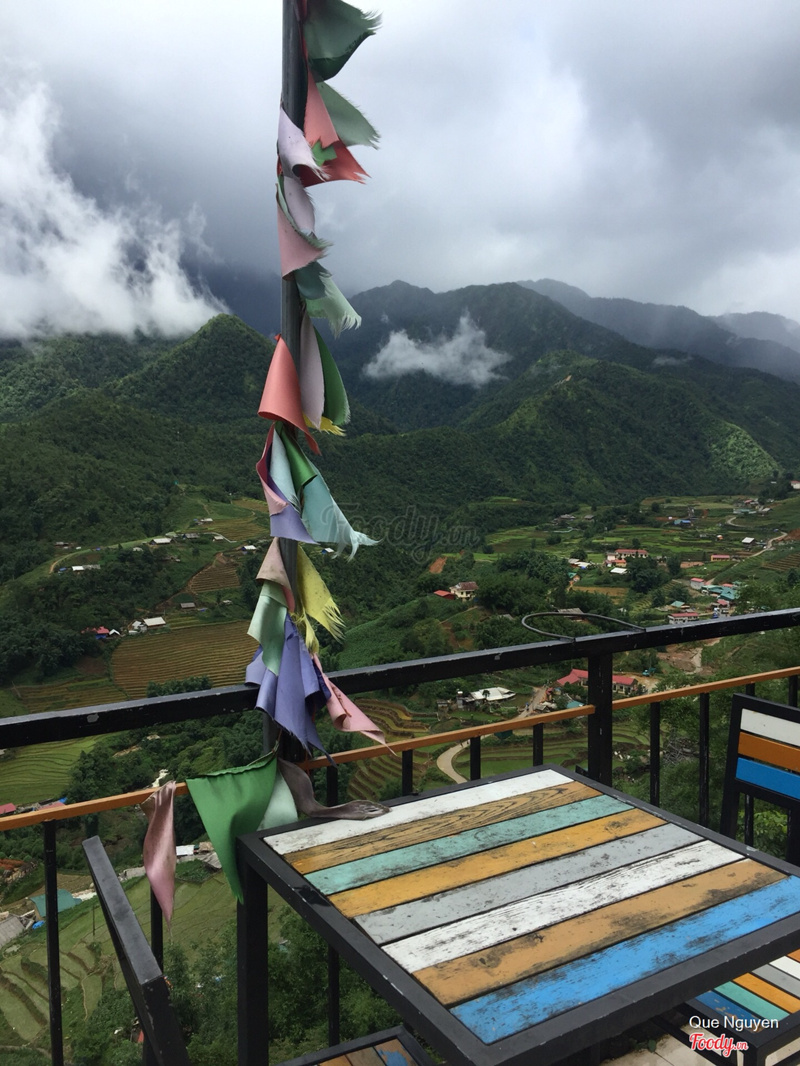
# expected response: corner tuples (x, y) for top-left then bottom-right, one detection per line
(587, 653), (614, 785)
(401, 749), (414, 795)
(649, 702), (661, 807)
(326, 764), (339, 807)
(698, 692), (710, 827)
(532, 723), (544, 767)
(469, 736), (481, 780)
(789, 675), (799, 708)
(43, 821), (64, 1066)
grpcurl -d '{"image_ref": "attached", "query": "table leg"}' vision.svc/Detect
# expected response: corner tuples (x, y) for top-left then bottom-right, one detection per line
(238, 861), (269, 1066)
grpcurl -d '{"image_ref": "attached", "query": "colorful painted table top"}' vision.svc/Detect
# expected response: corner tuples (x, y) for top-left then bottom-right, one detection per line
(240, 767), (800, 1066)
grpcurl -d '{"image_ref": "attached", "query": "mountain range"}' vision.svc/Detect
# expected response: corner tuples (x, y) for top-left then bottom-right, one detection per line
(1, 280), (799, 557)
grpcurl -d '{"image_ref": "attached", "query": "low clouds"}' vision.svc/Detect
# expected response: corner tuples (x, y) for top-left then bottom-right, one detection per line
(364, 314), (510, 386)
(0, 80), (223, 340)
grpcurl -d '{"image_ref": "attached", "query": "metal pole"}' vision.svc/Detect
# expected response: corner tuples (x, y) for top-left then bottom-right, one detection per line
(44, 821), (64, 1066)
(268, 0), (308, 757)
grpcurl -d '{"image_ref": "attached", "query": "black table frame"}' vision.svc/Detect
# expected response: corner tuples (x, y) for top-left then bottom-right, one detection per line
(236, 766), (800, 1066)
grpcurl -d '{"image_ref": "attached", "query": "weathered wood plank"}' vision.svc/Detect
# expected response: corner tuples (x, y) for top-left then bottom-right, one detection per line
(736, 757), (800, 801)
(734, 971), (800, 1014)
(739, 732), (800, 773)
(751, 961), (800, 1001)
(414, 860), (781, 1005)
(712, 980), (788, 1022)
(358, 822), (700, 945)
(290, 781), (596, 875)
(264, 769), (571, 856)
(331, 807), (664, 919)
(308, 794), (630, 897)
(771, 955), (800, 982)
(742, 707), (800, 748)
(385, 840), (741, 973)
(451, 878), (800, 1041)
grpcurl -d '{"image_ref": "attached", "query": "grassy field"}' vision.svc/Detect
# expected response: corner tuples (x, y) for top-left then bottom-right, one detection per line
(111, 620), (255, 697)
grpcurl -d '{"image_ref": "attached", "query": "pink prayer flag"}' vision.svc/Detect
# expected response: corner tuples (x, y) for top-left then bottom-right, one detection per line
(300, 313), (325, 428)
(258, 336), (320, 453)
(142, 781), (176, 926)
(276, 200), (326, 277)
(315, 656), (386, 745)
(256, 539), (296, 612)
(305, 75), (338, 149)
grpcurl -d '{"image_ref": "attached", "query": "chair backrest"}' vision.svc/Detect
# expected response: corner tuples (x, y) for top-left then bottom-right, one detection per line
(83, 836), (191, 1066)
(721, 693), (800, 862)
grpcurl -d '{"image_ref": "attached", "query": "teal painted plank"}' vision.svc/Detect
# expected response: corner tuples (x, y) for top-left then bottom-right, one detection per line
(713, 979), (789, 1021)
(452, 877), (800, 1043)
(307, 794), (630, 895)
(695, 989), (765, 1026)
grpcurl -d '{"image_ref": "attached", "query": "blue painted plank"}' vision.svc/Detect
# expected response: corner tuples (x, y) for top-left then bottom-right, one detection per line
(307, 795), (630, 895)
(736, 758), (800, 802)
(452, 877), (800, 1043)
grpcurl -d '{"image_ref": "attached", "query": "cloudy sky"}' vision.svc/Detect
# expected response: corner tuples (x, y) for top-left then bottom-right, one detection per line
(2, 0), (800, 338)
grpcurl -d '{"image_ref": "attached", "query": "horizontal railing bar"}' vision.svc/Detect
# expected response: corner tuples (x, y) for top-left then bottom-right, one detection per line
(300, 704), (594, 770)
(0, 707), (593, 830)
(4, 610), (799, 750)
(613, 665), (800, 710)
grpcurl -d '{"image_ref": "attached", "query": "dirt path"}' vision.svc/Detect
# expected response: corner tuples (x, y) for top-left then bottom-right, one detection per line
(436, 741), (468, 783)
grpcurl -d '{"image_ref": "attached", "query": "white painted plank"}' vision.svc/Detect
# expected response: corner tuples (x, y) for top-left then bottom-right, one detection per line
(741, 708), (800, 749)
(770, 955), (800, 983)
(359, 822), (700, 944)
(262, 769), (572, 855)
(384, 839), (741, 972)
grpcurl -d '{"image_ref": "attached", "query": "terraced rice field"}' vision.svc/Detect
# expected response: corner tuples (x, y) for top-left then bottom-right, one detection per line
(16, 678), (127, 715)
(112, 620), (255, 697)
(346, 700), (431, 799)
(188, 553), (241, 593)
(209, 517), (267, 542)
(0, 737), (104, 806)
(0, 872), (237, 1056)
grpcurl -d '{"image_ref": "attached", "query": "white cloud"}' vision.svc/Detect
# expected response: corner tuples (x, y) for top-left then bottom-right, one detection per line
(0, 79), (224, 340)
(363, 313), (510, 387)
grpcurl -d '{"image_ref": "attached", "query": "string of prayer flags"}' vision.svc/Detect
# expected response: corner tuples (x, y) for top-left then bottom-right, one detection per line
(313, 657), (386, 745)
(241, 0), (380, 758)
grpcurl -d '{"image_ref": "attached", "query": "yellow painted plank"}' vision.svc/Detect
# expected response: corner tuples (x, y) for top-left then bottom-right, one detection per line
(739, 732), (800, 773)
(414, 860), (783, 1005)
(331, 806), (665, 918)
(734, 972), (800, 1013)
(289, 781), (598, 874)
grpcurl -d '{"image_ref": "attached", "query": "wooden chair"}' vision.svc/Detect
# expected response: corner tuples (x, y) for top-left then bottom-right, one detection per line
(658, 693), (800, 1066)
(83, 836), (434, 1066)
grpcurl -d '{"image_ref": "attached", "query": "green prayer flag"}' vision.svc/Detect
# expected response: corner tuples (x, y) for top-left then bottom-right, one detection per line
(317, 82), (379, 148)
(276, 423), (317, 487)
(186, 754), (278, 903)
(304, 0), (380, 82)
(316, 327), (350, 425)
(295, 261), (329, 301)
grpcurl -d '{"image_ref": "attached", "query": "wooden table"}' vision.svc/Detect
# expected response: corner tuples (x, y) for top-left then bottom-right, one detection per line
(237, 767), (800, 1066)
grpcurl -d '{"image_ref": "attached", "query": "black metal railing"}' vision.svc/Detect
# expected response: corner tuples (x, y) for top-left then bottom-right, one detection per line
(3, 607), (800, 1065)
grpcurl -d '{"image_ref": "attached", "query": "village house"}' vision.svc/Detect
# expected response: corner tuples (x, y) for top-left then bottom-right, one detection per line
(450, 581), (478, 601)
(554, 668), (637, 694)
(669, 610), (700, 625)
